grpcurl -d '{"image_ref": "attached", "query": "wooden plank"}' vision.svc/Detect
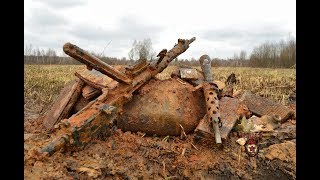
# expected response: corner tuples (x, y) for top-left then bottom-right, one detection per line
(43, 79), (84, 130)
(240, 91), (294, 122)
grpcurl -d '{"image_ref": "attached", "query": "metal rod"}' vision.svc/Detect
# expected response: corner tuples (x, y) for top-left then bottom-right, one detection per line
(63, 43), (132, 84)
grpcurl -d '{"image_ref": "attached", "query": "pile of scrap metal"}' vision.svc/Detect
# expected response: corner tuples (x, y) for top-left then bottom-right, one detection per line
(39, 37), (295, 156)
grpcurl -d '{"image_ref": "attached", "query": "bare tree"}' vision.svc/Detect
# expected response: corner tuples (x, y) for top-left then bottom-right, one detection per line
(128, 38), (155, 61)
(239, 50), (246, 61)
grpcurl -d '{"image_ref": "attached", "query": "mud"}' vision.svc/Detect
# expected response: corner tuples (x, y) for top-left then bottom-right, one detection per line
(25, 113), (296, 179)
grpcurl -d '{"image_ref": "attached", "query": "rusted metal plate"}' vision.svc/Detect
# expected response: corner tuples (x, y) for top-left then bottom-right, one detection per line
(75, 69), (118, 90)
(82, 85), (101, 100)
(43, 79), (84, 130)
(219, 97), (241, 139)
(195, 97), (241, 141)
(180, 68), (201, 80)
(240, 91), (294, 122)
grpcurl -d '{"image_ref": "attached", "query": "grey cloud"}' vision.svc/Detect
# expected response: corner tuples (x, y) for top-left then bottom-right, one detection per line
(28, 8), (67, 28)
(66, 15), (165, 57)
(25, 13), (166, 58)
(202, 24), (289, 45)
(34, 0), (88, 9)
(200, 24), (291, 57)
(69, 16), (164, 42)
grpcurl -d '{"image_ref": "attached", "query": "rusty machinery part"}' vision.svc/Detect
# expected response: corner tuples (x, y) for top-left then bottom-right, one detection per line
(75, 69), (118, 90)
(40, 37), (196, 156)
(156, 49), (168, 65)
(40, 104), (117, 155)
(199, 55), (222, 144)
(125, 58), (150, 78)
(63, 42), (132, 85)
(154, 37), (196, 73)
(221, 73), (237, 97)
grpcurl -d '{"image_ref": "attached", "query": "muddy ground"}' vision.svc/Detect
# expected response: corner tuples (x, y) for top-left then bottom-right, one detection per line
(24, 86), (296, 180)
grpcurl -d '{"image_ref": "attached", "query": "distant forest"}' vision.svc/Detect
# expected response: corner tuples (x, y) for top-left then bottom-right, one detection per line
(24, 38), (296, 68)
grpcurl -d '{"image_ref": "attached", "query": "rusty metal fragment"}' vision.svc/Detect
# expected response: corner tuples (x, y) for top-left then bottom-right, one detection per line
(40, 104), (117, 155)
(125, 58), (150, 77)
(180, 68), (200, 80)
(195, 97), (242, 141)
(75, 69), (117, 90)
(156, 49), (167, 65)
(171, 67), (225, 91)
(240, 91), (294, 122)
(198, 55), (222, 144)
(71, 95), (91, 114)
(153, 37), (196, 74)
(82, 85), (101, 100)
(63, 42), (132, 84)
(222, 73), (237, 97)
(43, 79), (84, 130)
(219, 97), (242, 139)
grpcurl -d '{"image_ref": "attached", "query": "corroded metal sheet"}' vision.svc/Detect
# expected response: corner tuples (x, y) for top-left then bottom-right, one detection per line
(240, 91), (294, 122)
(75, 69), (117, 90)
(180, 68), (200, 80)
(219, 97), (242, 139)
(43, 79), (84, 130)
(82, 85), (101, 100)
(195, 97), (241, 141)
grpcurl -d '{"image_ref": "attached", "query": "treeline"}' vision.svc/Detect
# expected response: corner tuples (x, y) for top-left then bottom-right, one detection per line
(247, 38), (296, 68)
(24, 38), (295, 68)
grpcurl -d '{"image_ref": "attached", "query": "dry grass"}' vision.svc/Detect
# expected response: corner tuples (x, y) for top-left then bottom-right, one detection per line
(24, 65), (296, 112)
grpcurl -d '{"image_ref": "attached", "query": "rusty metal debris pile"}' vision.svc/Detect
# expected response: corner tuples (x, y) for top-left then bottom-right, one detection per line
(39, 37), (295, 159)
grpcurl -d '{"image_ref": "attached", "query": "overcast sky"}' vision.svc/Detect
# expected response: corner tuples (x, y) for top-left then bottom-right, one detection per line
(24, 0), (296, 59)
